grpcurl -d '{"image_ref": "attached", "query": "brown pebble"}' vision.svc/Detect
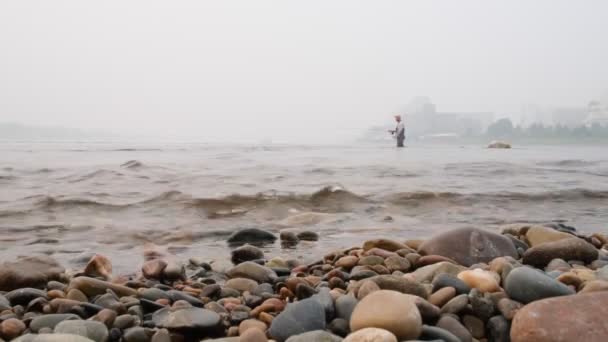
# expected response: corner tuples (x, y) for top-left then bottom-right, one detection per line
(416, 255), (457, 267)
(239, 328), (267, 342)
(142, 259), (168, 279)
(155, 298), (170, 306)
(335, 256), (359, 269)
(462, 314), (485, 339)
(66, 289), (88, 302)
(357, 280), (380, 300)
(0, 318), (26, 340)
(580, 280), (608, 294)
(227, 326), (240, 337)
(92, 308), (117, 328)
(84, 254), (113, 280)
(151, 328), (172, 342)
(556, 272), (583, 289)
(497, 298), (523, 320)
(279, 287), (294, 300)
(47, 290), (65, 299)
(239, 319), (267, 335)
(429, 286), (456, 307)
(258, 312), (274, 326)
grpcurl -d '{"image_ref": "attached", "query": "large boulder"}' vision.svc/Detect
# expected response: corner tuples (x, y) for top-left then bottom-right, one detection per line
(0, 256), (65, 291)
(418, 228), (517, 267)
(511, 292), (608, 342)
(504, 267), (574, 304)
(522, 238), (598, 268)
(350, 290), (422, 341)
(487, 141), (511, 149)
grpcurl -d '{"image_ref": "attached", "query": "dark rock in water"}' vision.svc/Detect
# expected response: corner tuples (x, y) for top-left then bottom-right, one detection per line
(54, 320), (109, 342)
(227, 228), (277, 246)
(432, 273), (471, 295)
(285, 330), (342, 342)
(269, 298), (326, 342)
(231, 244), (264, 264)
(504, 266), (574, 304)
(328, 318), (350, 337)
(335, 294), (358, 321)
(280, 230), (299, 244)
(511, 291), (608, 342)
(418, 228), (518, 267)
(487, 315), (510, 342)
(0, 256), (65, 291)
(6, 288), (48, 306)
(152, 307), (221, 333)
(30, 314), (82, 333)
(226, 262), (277, 283)
(420, 325), (460, 342)
(522, 238), (598, 268)
(296, 231), (319, 241)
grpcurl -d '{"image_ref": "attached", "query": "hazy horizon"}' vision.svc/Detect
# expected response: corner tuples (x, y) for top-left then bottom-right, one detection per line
(1, 0), (607, 143)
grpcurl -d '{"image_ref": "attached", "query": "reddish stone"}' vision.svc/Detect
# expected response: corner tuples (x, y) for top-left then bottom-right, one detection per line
(511, 292), (608, 342)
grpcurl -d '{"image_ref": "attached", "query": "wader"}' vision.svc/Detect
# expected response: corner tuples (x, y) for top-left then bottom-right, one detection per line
(396, 132), (405, 147)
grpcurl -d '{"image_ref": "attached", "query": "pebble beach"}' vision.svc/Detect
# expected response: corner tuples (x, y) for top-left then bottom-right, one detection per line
(1, 224), (607, 342)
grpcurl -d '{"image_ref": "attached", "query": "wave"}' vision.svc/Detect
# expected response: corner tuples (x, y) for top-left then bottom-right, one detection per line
(4, 187), (606, 219)
(385, 189), (608, 204)
(537, 159), (601, 167)
(121, 160), (144, 169)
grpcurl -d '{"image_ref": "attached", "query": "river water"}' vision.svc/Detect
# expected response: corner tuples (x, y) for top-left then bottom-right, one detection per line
(1, 141), (607, 274)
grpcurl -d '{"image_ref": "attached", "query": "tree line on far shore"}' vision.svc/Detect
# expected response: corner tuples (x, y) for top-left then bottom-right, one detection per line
(485, 118), (608, 142)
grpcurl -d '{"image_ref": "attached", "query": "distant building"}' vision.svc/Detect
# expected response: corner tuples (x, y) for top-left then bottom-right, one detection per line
(551, 107), (588, 128)
(404, 97), (493, 138)
(584, 101), (608, 127)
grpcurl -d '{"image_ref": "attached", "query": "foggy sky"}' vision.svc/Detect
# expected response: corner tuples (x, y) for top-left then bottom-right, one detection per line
(1, 1), (607, 143)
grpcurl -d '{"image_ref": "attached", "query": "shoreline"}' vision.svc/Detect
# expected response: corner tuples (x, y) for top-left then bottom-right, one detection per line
(0, 225), (606, 342)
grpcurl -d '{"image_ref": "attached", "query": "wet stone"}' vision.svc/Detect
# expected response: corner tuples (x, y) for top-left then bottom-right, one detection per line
(432, 273), (471, 295)
(227, 228), (277, 247)
(440, 294), (468, 315)
(487, 315), (510, 342)
(29, 314), (82, 333)
(54, 320), (109, 342)
(6, 288), (48, 306)
(420, 325), (460, 342)
(269, 298), (326, 342)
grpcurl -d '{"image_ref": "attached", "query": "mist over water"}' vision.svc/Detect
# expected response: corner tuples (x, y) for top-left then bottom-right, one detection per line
(1, 141), (607, 274)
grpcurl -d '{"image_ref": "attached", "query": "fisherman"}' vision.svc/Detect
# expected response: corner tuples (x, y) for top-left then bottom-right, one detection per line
(388, 114), (405, 147)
